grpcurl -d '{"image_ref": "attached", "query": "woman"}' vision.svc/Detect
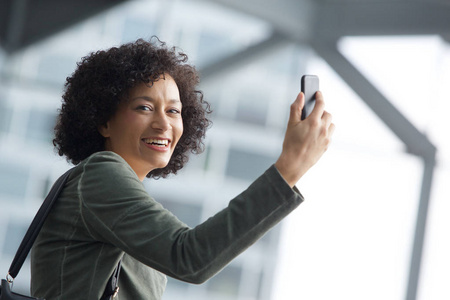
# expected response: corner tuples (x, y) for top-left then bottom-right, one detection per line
(30, 38), (334, 299)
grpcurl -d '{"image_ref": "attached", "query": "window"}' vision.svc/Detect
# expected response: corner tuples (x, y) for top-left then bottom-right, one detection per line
(157, 198), (202, 228)
(37, 54), (76, 85)
(206, 264), (243, 296)
(2, 222), (28, 256)
(226, 148), (275, 181)
(235, 90), (269, 126)
(26, 109), (57, 144)
(0, 99), (11, 135)
(121, 18), (157, 43)
(0, 161), (29, 200)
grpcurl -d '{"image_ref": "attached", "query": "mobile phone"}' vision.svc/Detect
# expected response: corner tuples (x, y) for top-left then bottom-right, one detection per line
(301, 75), (319, 120)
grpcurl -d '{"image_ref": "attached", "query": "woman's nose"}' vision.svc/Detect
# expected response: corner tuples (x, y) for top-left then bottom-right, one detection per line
(151, 111), (170, 131)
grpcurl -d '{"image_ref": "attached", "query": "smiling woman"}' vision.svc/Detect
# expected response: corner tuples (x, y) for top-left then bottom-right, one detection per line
(52, 38), (211, 179)
(98, 76), (184, 180)
(30, 37), (334, 300)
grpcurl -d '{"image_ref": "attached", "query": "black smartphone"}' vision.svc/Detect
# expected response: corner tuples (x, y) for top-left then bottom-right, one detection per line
(301, 75), (319, 120)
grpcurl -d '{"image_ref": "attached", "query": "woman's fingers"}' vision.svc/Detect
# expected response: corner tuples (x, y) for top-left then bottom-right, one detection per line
(308, 91), (325, 120)
(275, 90), (335, 187)
(289, 92), (305, 124)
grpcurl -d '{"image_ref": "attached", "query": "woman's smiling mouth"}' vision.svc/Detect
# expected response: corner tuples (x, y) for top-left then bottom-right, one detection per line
(142, 138), (171, 151)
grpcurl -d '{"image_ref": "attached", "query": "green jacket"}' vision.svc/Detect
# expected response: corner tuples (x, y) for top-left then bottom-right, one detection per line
(31, 151), (303, 299)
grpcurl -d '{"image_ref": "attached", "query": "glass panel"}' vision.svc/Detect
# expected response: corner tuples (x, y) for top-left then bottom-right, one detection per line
(165, 276), (189, 293)
(196, 31), (237, 68)
(26, 109), (57, 144)
(37, 54), (76, 85)
(0, 98), (11, 135)
(157, 198), (202, 228)
(121, 18), (157, 43)
(2, 222), (28, 256)
(235, 90), (268, 126)
(226, 148), (275, 181)
(206, 264), (242, 296)
(0, 161), (29, 200)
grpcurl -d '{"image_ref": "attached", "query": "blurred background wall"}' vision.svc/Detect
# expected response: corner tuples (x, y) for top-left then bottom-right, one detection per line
(0, 1), (449, 299)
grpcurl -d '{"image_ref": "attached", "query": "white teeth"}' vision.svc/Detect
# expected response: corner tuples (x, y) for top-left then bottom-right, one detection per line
(143, 138), (169, 146)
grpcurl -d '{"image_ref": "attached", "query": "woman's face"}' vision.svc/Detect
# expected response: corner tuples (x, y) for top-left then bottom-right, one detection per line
(99, 74), (183, 180)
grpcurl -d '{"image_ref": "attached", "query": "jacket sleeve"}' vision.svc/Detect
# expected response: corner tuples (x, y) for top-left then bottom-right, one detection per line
(78, 152), (304, 283)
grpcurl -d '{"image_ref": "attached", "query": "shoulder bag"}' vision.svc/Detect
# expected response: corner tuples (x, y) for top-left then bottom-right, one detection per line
(0, 168), (122, 300)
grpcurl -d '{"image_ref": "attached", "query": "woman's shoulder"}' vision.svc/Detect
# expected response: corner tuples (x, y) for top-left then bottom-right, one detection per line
(69, 151), (145, 203)
(79, 151), (128, 168)
(74, 151), (139, 182)
(86, 150), (127, 163)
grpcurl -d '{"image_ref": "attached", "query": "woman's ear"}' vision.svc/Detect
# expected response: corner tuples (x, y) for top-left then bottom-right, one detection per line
(98, 123), (111, 138)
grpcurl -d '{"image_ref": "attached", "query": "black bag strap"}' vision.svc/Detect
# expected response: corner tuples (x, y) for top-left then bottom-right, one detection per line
(7, 167), (74, 279)
(100, 259), (122, 300)
(5, 167), (122, 299)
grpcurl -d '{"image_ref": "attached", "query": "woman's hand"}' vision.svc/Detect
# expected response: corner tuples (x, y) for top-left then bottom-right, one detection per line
(275, 91), (335, 187)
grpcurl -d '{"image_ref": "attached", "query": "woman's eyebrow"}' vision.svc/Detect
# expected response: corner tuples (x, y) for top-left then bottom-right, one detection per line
(130, 96), (154, 102)
(131, 96), (181, 104)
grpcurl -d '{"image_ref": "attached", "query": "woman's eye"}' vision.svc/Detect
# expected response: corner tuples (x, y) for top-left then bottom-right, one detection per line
(168, 108), (181, 114)
(137, 105), (152, 111)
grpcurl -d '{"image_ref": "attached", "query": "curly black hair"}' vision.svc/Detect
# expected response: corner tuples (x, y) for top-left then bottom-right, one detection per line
(53, 37), (212, 178)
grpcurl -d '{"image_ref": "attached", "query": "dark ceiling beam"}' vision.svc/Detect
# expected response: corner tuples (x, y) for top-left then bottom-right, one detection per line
(0, 0), (128, 54)
(209, 0), (450, 41)
(1, 0), (28, 53)
(406, 157), (436, 300)
(207, 0), (315, 41)
(314, 2), (450, 38)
